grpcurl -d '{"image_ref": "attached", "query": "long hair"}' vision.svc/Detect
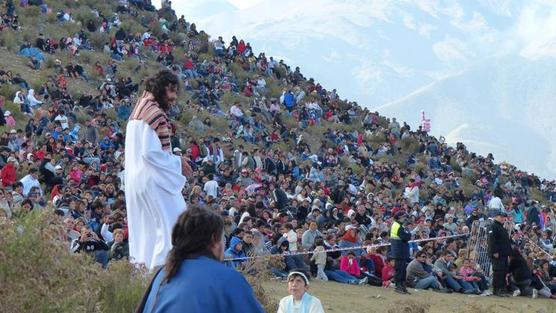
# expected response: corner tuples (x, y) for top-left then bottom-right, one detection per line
(163, 206), (224, 283)
(144, 69), (179, 111)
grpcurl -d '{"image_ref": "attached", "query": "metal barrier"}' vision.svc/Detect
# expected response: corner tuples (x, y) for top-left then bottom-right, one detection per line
(467, 220), (493, 276)
(467, 219), (515, 277)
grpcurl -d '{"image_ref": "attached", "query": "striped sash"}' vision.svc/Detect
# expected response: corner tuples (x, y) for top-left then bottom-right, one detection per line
(130, 91), (171, 151)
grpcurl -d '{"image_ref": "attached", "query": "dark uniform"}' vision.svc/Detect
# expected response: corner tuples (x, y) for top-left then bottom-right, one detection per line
(390, 212), (411, 293)
(487, 217), (512, 295)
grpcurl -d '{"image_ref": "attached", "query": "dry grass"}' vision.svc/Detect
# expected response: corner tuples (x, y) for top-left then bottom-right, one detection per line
(263, 280), (556, 313)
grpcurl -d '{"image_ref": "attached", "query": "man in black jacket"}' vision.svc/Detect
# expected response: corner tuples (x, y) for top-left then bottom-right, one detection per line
(488, 211), (512, 296)
(269, 182), (288, 211)
(390, 211), (411, 294)
(508, 247), (536, 297)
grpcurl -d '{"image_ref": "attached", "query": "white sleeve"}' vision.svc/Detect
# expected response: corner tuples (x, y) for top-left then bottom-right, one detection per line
(101, 223), (113, 243)
(140, 127), (185, 194)
(289, 232), (297, 244)
(70, 239), (80, 253)
(310, 297), (325, 313)
(277, 297), (287, 313)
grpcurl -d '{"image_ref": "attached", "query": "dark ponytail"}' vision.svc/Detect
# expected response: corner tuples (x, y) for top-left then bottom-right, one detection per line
(163, 206), (224, 283)
(144, 69), (179, 111)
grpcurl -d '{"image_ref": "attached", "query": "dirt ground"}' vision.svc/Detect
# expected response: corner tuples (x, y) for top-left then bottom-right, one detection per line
(263, 280), (556, 313)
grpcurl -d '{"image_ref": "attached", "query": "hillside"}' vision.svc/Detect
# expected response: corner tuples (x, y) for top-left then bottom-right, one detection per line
(1, 0), (550, 202)
(175, 1), (556, 179)
(1, 0), (556, 312)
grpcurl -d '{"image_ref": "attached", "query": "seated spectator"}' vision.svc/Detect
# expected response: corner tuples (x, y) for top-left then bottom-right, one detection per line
(338, 225), (363, 257)
(406, 250), (447, 292)
(434, 250), (478, 294)
(0, 156), (18, 188)
(4, 111), (16, 127)
(381, 256), (395, 287)
(109, 229), (129, 261)
(28, 56), (41, 70)
(71, 225), (109, 268)
(277, 270), (325, 313)
(225, 236), (246, 269)
(459, 258), (490, 295)
(19, 168), (41, 197)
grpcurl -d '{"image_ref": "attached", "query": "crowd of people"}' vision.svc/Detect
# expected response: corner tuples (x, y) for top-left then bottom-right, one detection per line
(1, 0), (556, 303)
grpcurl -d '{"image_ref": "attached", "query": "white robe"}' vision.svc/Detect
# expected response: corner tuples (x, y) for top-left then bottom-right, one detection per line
(125, 120), (186, 270)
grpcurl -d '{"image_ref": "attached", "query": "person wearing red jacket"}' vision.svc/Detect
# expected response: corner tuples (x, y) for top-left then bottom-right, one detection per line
(339, 251), (361, 278)
(0, 157), (18, 188)
(367, 246), (387, 277)
(382, 257), (395, 287)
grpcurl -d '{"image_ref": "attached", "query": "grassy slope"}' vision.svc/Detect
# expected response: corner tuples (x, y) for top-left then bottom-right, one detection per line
(264, 280), (556, 313)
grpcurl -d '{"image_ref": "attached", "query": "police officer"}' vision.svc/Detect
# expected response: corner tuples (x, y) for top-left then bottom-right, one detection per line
(390, 211), (411, 294)
(487, 211), (512, 296)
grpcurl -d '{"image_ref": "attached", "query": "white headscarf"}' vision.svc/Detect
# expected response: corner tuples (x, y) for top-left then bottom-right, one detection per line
(27, 89), (42, 107)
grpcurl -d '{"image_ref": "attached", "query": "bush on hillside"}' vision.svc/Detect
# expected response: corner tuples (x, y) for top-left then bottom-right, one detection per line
(20, 6), (41, 19)
(0, 211), (152, 313)
(89, 32), (110, 51)
(0, 30), (18, 52)
(72, 6), (97, 26)
(0, 211), (103, 312)
(0, 210), (279, 313)
(0, 83), (17, 100)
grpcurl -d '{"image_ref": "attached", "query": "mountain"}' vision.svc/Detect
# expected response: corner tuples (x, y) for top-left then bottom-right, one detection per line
(172, 0), (556, 178)
(376, 56), (556, 177)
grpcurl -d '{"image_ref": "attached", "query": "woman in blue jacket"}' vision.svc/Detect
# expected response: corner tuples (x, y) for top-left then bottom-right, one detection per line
(139, 207), (264, 313)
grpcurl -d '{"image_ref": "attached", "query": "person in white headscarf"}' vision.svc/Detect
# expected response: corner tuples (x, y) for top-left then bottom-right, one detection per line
(278, 271), (325, 313)
(27, 89), (42, 108)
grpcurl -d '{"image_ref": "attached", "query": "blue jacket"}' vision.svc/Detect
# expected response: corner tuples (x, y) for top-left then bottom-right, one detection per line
(283, 92), (295, 109)
(225, 236), (246, 268)
(143, 256), (264, 313)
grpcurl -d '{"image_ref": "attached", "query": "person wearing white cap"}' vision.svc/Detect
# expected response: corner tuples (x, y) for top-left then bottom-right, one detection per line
(173, 147), (193, 179)
(4, 111), (16, 127)
(277, 270), (325, 313)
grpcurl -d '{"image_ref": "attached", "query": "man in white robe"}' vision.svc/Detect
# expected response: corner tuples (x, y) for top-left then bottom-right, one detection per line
(125, 70), (186, 270)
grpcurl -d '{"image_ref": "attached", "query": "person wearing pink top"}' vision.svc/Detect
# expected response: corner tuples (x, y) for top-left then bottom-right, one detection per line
(340, 251), (361, 278)
(459, 259), (489, 295)
(4, 111), (16, 126)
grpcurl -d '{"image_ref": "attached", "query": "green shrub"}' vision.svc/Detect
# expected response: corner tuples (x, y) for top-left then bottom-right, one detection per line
(95, 3), (116, 17)
(0, 84), (17, 99)
(20, 6), (41, 20)
(0, 30), (18, 52)
(46, 13), (59, 24)
(150, 23), (164, 39)
(0, 211), (103, 312)
(400, 137), (420, 154)
(89, 32), (109, 50)
(266, 78), (282, 98)
(121, 17), (146, 37)
(72, 6), (97, 25)
(169, 31), (187, 47)
(98, 261), (151, 313)
(179, 109), (193, 125)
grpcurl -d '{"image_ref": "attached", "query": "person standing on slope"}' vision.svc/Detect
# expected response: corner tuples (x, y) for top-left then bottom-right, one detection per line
(488, 211), (512, 296)
(390, 211), (411, 294)
(125, 70), (187, 270)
